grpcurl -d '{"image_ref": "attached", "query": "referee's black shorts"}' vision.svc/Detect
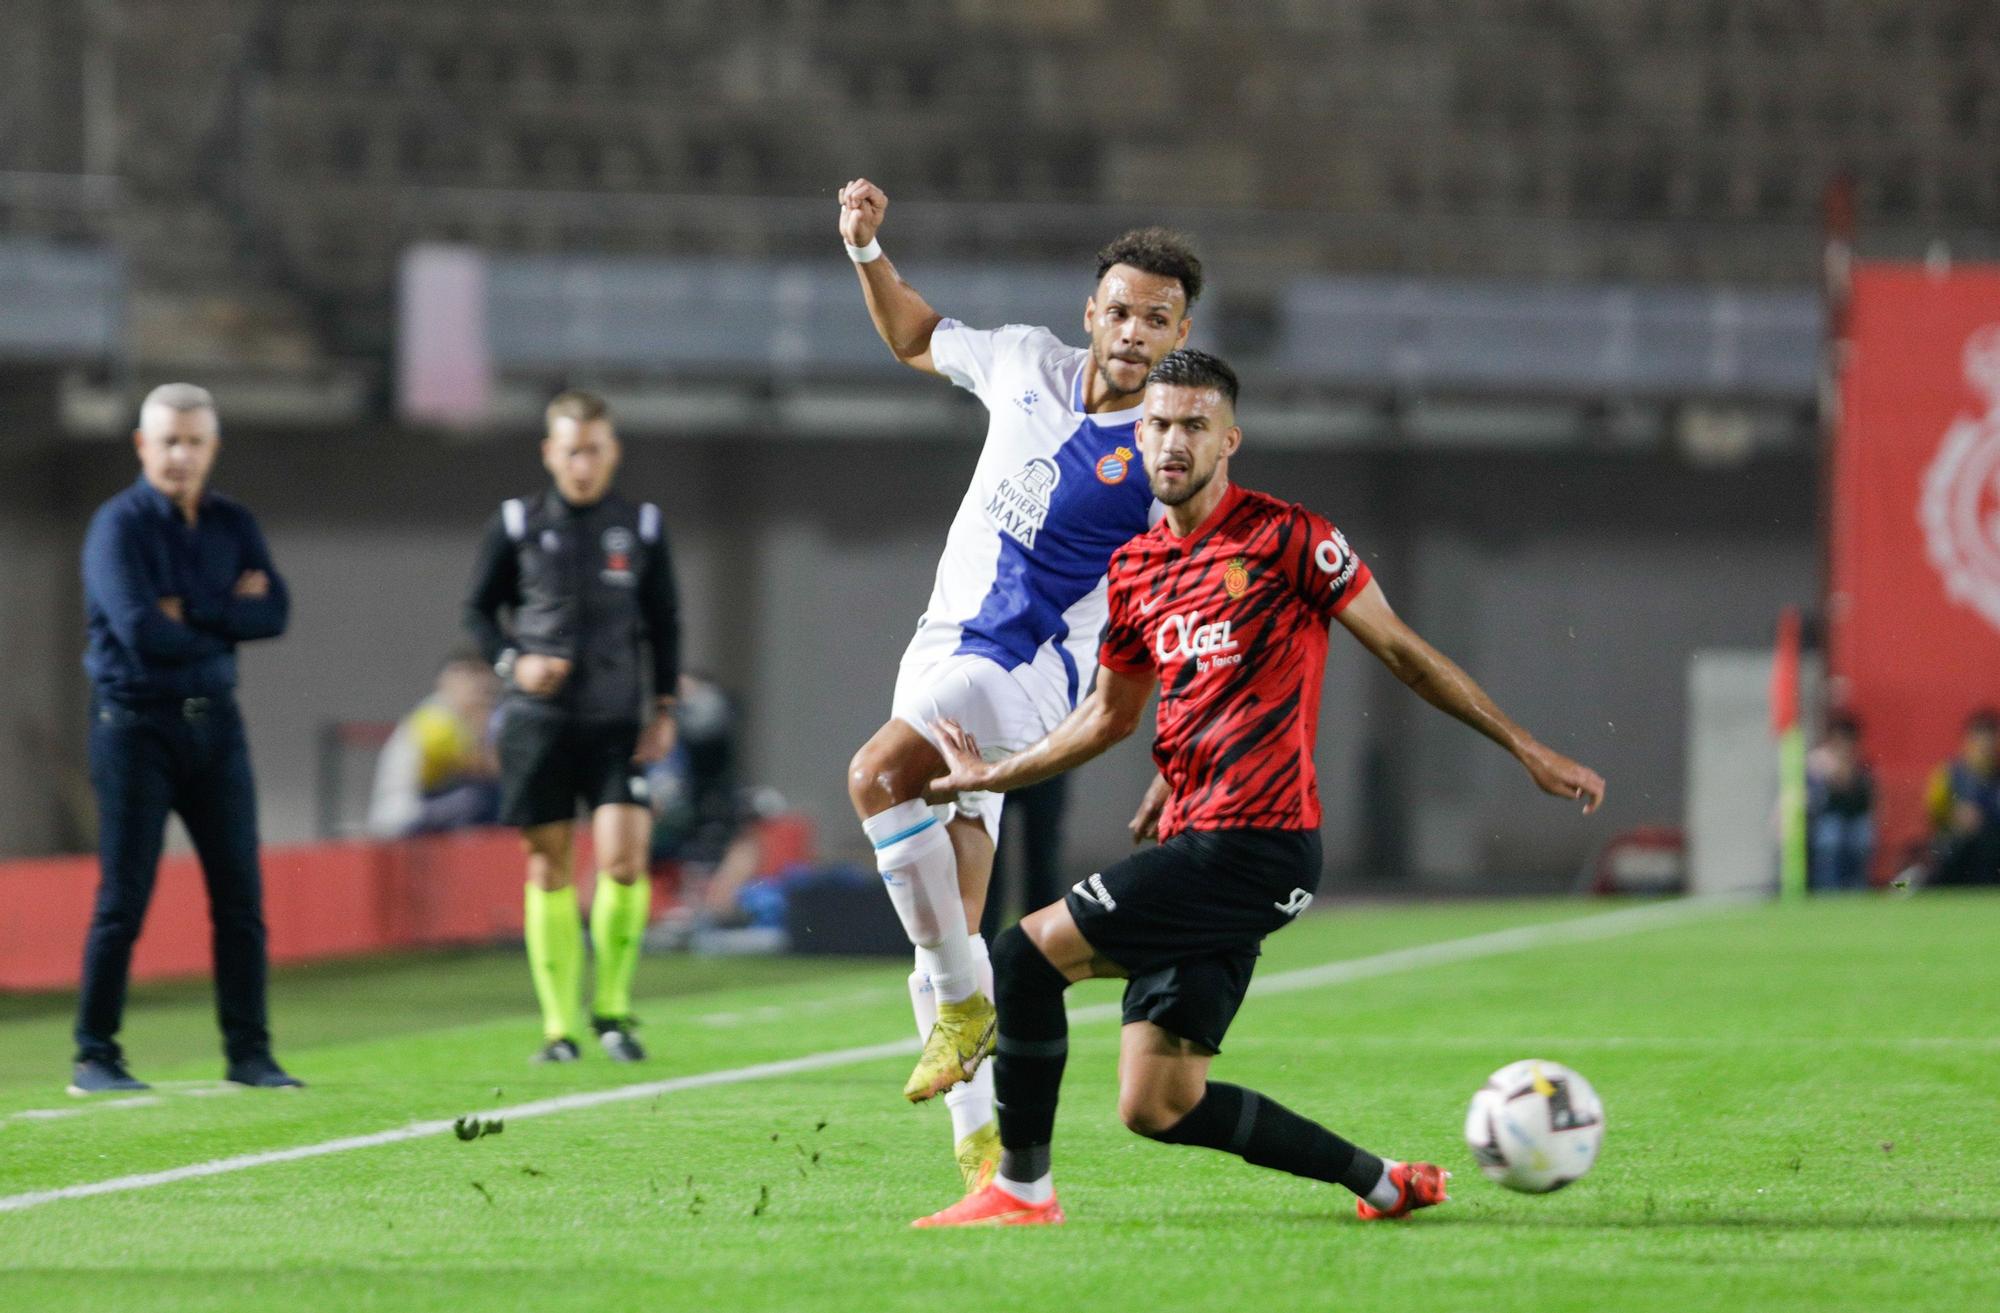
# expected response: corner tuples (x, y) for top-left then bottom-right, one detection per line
(1064, 827), (1321, 1054)
(496, 701), (648, 828)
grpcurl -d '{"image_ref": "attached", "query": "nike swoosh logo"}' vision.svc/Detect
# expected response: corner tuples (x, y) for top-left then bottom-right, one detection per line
(1137, 596), (1162, 615)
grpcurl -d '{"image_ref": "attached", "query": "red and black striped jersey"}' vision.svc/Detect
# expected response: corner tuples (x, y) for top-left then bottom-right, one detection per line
(1098, 482), (1372, 838)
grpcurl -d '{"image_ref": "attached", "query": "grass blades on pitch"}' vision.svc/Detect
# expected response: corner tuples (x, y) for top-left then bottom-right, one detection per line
(0, 895), (1995, 1313)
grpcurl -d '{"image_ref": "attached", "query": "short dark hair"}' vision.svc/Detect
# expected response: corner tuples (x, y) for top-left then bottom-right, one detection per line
(1146, 348), (1239, 406)
(1968, 707), (2000, 735)
(546, 389), (611, 425)
(1827, 712), (1862, 741)
(1096, 227), (1204, 308)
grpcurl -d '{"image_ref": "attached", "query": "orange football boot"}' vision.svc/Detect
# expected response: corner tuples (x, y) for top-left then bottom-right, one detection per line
(911, 1181), (1065, 1228)
(1355, 1161), (1451, 1220)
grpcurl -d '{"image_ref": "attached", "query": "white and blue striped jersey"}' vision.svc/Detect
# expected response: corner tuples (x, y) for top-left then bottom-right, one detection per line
(901, 319), (1161, 720)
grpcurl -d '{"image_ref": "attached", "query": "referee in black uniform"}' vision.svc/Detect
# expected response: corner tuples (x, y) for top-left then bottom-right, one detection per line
(466, 390), (681, 1063)
(71, 383), (301, 1094)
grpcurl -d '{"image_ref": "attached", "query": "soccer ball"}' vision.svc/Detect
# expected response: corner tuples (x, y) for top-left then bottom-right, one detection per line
(1463, 1059), (1605, 1193)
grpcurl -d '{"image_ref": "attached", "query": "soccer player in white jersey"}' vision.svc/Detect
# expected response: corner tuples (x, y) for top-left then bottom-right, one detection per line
(837, 177), (1201, 1189)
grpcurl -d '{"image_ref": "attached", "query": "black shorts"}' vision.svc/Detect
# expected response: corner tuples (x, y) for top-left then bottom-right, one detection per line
(496, 703), (647, 828)
(1064, 828), (1322, 1053)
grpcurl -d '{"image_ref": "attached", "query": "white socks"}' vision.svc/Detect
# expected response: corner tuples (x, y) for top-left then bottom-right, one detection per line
(908, 934), (996, 1143)
(943, 935), (995, 1140)
(865, 800), (977, 1001)
(1364, 1161), (1403, 1209)
(996, 1170), (1054, 1205)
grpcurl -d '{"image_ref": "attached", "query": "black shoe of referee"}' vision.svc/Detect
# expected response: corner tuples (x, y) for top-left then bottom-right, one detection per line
(533, 1037), (582, 1064)
(593, 1016), (646, 1063)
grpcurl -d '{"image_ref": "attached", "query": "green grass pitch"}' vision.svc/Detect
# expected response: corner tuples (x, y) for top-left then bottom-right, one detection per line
(1, 894), (1995, 1312)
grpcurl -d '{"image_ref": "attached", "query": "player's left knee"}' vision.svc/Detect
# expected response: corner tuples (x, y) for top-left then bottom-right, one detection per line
(991, 923), (1065, 997)
(1119, 1090), (1199, 1139)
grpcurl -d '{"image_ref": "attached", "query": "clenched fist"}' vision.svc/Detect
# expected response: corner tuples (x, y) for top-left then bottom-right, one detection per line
(838, 178), (887, 248)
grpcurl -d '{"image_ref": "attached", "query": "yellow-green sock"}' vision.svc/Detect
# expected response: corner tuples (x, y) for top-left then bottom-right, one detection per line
(590, 875), (651, 1022)
(524, 883), (583, 1041)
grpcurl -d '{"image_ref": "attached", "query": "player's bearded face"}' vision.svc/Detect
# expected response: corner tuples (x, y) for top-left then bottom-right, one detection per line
(1086, 266), (1190, 398)
(1140, 386), (1236, 507)
(543, 418), (621, 505)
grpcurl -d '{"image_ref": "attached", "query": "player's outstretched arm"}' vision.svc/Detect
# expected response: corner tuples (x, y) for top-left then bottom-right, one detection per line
(1336, 579), (1606, 813)
(838, 178), (943, 374)
(927, 667), (1156, 801)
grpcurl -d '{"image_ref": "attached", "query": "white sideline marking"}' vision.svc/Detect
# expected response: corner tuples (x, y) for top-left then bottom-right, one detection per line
(3, 1083), (236, 1127)
(0, 896), (1740, 1215)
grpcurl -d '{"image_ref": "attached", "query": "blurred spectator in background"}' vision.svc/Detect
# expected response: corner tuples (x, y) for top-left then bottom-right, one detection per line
(647, 673), (771, 935)
(366, 651), (501, 838)
(1805, 714), (1874, 891)
(1925, 708), (2000, 886)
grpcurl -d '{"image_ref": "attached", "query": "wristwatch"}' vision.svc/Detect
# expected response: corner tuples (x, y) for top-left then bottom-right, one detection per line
(494, 648), (519, 684)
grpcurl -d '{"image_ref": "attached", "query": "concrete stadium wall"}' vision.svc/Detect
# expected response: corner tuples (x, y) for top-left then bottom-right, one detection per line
(7, 430), (1816, 888)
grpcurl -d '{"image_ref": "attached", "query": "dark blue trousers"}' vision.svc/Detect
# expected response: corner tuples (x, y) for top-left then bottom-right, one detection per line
(75, 694), (272, 1065)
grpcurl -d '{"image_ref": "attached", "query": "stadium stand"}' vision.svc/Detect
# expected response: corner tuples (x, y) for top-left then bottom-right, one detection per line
(4, 0), (1990, 381)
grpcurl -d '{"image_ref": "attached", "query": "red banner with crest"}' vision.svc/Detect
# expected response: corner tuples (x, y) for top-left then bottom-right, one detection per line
(1828, 263), (2000, 878)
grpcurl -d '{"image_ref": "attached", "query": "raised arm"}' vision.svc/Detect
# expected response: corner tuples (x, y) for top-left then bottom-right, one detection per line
(839, 178), (944, 374)
(927, 666), (1157, 799)
(1336, 578), (1606, 812)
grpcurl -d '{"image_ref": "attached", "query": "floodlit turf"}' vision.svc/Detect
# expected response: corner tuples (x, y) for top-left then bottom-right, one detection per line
(2, 895), (1996, 1312)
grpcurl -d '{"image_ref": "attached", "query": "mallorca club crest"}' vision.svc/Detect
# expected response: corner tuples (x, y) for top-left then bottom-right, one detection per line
(1222, 556), (1250, 599)
(1920, 323), (2000, 633)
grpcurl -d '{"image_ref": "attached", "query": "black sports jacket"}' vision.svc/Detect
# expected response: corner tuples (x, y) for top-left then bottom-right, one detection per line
(465, 488), (680, 722)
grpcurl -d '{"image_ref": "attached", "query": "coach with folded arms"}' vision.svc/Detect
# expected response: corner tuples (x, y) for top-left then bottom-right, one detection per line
(70, 383), (301, 1094)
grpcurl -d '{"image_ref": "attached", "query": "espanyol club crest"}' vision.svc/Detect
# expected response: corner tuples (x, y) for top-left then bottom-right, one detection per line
(1920, 323), (2000, 633)
(600, 526), (637, 585)
(1096, 445), (1135, 485)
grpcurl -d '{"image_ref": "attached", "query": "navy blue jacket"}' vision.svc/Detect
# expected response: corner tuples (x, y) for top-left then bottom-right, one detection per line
(82, 478), (291, 700)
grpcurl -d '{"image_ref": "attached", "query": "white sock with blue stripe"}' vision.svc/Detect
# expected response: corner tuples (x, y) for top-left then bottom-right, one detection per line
(864, 799), (977, 1001)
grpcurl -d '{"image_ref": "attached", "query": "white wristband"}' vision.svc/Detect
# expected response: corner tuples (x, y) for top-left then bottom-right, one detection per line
(845, 238), (883, 264)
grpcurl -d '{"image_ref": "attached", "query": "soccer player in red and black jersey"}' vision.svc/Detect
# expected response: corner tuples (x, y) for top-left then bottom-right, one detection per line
(911, 349), (1606, 1227)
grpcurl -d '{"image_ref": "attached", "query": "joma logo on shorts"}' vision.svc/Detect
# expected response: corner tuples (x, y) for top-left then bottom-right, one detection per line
(1274, 888), (1313, 917)
(1072, 873), (1117, 911)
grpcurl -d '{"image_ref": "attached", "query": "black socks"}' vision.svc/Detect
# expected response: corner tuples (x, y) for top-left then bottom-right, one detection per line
(1147, 1081), (1386, 1198)
(987, 924), (1384, 1201)
(989, 924), (1070, 1183)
